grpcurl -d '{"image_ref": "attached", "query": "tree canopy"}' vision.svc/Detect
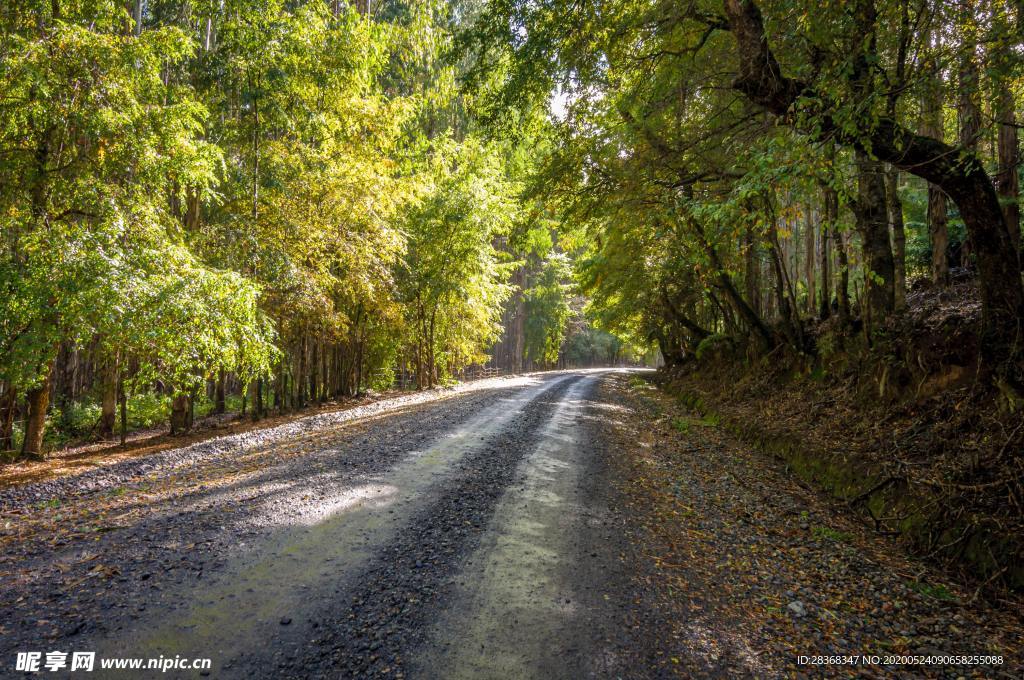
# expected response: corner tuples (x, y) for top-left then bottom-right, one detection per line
(2, 0), (1022, 456)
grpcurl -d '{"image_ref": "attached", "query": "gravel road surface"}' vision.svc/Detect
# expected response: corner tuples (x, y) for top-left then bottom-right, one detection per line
(3, 369), (1020, 679)
(1, 370), (657, 679)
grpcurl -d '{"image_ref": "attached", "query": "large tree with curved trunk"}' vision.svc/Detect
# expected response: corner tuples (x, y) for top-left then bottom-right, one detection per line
(720, 0), (1023, 380)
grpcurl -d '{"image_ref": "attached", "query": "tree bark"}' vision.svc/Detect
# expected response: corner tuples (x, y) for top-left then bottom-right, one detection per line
(656, 333), (684, 367)
(688, 214), (774, 348)
(21, 367), (52, 459)
(804, 207), (816, 315)
(309, 339), (319, 403)
(855, 151), (896, 327)
(957, 0), (982, 270)
(918, 29), (950, 285)
(766, 214), (803, 347)
(744, 223), (761, 316)
(0, 383), (16, 451)
(298, 336), (307, 406)
(99, 352), (119, 438)
(837, 229), (851, 323)
(512, 268), (525, 373)
(133, 0), (144, 36)
(214, 368), (226, 414)
(169, 394), (189, 435)
(995, 65), (1021, 256)
(885, 165), (907, 310)
(819, 186), (836, 319)
(250, 379), (261, 421)
(661, 286), (712, 342)
(119, 378), (127, 445)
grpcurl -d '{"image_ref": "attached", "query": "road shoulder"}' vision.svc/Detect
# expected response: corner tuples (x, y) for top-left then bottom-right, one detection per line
(603, 372), (1023, 678)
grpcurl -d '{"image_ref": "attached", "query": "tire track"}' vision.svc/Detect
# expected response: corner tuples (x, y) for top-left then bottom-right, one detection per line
(273, 374), (590, 680)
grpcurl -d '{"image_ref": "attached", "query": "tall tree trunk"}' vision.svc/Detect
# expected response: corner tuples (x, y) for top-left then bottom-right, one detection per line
(275, 364), (285, 413)
(848, 0), (894, 327)
(298, 336), (307, 406)
(214, 368), (226, 414)
(355, 333), (365, 395)
(169, 394), (189, 435)
(99, 351), (119, 438)
(743, 223), (761, 316)
(0, 383), (16, 451)
(310, 340), (320, 404)
(957, 0), (982, 270)
(837, 229), (851, 323)
(415, 300), (425, 390)
(881, 0), (909, 313)
(119, 377), (127, 445)
(928, 188), (950, 285)
(766, 215), (802, 347)
(885, 165), (907, 310)
(995, 64), (1021, 256)
(21, 366), (53, 458)
(428, 306), (438, 388)
(854, 151), (896, 328)
(512, 268), (525, 373)
(804, 207), (817, 315)
(819, 186), (836, 319)
(919, 41), (949, 285)
(133, 0), (144, 36)
(250, 379), (262, 421)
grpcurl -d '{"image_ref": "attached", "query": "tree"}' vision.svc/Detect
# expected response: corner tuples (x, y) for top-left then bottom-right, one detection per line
(466, 0), (1023, 380)
(0, 2), (273, 455)
(720, 0), (1023, 376)
(399, 138), (513, 387)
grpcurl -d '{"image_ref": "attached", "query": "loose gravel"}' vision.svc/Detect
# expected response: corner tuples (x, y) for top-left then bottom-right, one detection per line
(4, 369), (1017, 680)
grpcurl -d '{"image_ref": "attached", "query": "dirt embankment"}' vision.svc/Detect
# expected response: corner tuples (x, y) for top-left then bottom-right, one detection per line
(660, 279), (1024, 593)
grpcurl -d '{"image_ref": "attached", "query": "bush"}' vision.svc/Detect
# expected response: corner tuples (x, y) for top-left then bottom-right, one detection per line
(125, 393), (172, 430)
(57, 400), (103, 436)
(368, 366), (396, 391)
(194, 392), (245, 418)
(39, 400), (101, 449)
(695, 333), (734, 362)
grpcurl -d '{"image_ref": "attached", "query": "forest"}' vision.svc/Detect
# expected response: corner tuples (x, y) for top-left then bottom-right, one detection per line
(2, 0), (1024, 676)
(0, 0), (638, 460)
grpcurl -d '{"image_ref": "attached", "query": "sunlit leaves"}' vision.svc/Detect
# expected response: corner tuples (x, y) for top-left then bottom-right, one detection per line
(0, 2), (271, 392)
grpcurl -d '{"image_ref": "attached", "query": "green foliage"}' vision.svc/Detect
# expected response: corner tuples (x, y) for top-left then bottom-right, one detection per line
(561, 326), (629, 366)
(0, 0), (635, 454)
(672, 413), (719, 433)
(125, 393), (174, 430)
(812, 526), (854, 543)
(695, 334), (733, 362)
(671, 417), (691, 434)
(0, 2), (274, 401)
(400, 137), (515, 381)
(39, 392), (172, 446)
(465, 0), (1024, 376)
(524, 254), (572, 367)
(908, 581), (957, 602)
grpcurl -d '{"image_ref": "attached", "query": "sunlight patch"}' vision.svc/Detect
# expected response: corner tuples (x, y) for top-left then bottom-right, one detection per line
(268, 483), (398, 526)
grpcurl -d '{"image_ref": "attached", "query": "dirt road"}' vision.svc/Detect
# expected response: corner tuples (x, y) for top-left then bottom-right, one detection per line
(1, 370), (1020, 679)
(1, 371), (660, 678)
